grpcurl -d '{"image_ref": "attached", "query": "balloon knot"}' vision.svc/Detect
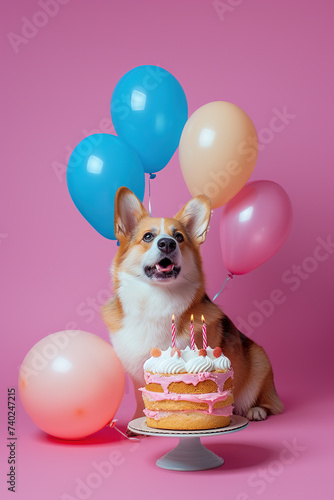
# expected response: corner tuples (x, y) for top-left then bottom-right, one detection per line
(149, 173), (156, 179)
(227, 272), (234, 279)
(109, 419), (140, 442)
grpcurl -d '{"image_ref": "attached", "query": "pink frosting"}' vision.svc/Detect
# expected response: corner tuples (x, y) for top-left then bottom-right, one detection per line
(144, 404), (234, 420)
(144, 368), (233, 395)
(140, 387), (232, 413)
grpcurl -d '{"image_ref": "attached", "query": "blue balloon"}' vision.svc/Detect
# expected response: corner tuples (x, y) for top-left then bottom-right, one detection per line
(67, 134), (145, 239)
(111, 65), (188, 174)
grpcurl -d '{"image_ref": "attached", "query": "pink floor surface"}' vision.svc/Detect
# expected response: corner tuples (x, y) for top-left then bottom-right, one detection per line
(2, 381), (332, 500)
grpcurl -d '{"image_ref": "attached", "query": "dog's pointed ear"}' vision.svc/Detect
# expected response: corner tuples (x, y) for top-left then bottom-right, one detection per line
(174, 195), (212, 244)
(114, 187), (148, 241)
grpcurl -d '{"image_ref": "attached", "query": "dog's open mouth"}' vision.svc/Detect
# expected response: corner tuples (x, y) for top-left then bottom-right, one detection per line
(144, 258), (181, 281)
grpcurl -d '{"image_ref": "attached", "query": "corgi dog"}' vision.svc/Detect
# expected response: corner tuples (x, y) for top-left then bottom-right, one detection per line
(102, 187), (284, 421)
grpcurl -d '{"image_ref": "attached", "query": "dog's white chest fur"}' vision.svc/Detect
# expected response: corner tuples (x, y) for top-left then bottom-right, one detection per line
(110, 272), (195, 379)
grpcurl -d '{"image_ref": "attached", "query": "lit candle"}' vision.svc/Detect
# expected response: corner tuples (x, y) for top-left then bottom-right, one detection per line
(171, 314), (176, 348)
(190, 314), (195, 350)
(201, 315), (207, 349)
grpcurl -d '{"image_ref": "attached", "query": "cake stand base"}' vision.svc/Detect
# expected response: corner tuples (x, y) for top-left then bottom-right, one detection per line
(156, 436), (223, 471)
(127, 415), (249, 472)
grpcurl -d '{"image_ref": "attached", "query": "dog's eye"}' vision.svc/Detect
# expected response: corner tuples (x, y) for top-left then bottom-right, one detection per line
(143, 232), (154, 242)
(175, 232), (184, 243)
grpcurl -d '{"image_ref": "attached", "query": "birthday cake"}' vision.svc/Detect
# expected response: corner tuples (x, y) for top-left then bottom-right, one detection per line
(140, 346), (234, 430)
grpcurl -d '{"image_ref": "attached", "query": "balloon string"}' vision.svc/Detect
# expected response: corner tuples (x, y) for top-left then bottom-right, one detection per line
(148, 173), (156, 217)
(109, 419), (140, 441)
(212, 273), (233, 302)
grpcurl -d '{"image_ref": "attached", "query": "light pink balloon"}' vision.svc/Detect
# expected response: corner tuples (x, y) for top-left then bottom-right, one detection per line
(220, 180), (293, 275)
(18, 331), (125, 440)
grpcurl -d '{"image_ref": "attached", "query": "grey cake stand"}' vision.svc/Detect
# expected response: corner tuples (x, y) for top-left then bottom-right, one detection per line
(127, 415), (249, 471)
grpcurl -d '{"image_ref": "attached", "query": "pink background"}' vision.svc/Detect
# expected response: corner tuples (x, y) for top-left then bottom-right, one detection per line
(1, 0), (333, 498)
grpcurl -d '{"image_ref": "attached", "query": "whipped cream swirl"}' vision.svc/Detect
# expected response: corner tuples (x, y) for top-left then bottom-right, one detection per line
(144, 345), (231, 374)
(213, 356), (231, 370)
(184, 355), (214, 373)
(206, 347), (231, 370)
(155, 352), (185, 374)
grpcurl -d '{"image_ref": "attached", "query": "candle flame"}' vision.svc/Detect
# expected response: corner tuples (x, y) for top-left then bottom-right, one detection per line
(201, 315), (205, 322)
(191, 314), (194, 322)
(172, 314), (175, 322)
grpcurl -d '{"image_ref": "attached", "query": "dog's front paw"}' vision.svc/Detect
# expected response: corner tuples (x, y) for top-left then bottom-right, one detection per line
(246, 406), (267, 421)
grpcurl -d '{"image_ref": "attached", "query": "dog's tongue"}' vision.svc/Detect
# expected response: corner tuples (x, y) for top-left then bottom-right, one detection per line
(156, 262), (174, 273)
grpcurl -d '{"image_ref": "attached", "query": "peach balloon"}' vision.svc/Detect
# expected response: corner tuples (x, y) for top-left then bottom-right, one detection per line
(18, 331), (125, 440)
(179, 101), (259, 209)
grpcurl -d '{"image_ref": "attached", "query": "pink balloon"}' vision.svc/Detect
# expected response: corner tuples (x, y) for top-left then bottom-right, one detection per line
(220, 180), (293, 275)
(18, 331), (125, 440)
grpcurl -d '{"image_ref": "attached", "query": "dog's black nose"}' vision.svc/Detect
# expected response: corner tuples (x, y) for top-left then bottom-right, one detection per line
(157, 237), (176, 254)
